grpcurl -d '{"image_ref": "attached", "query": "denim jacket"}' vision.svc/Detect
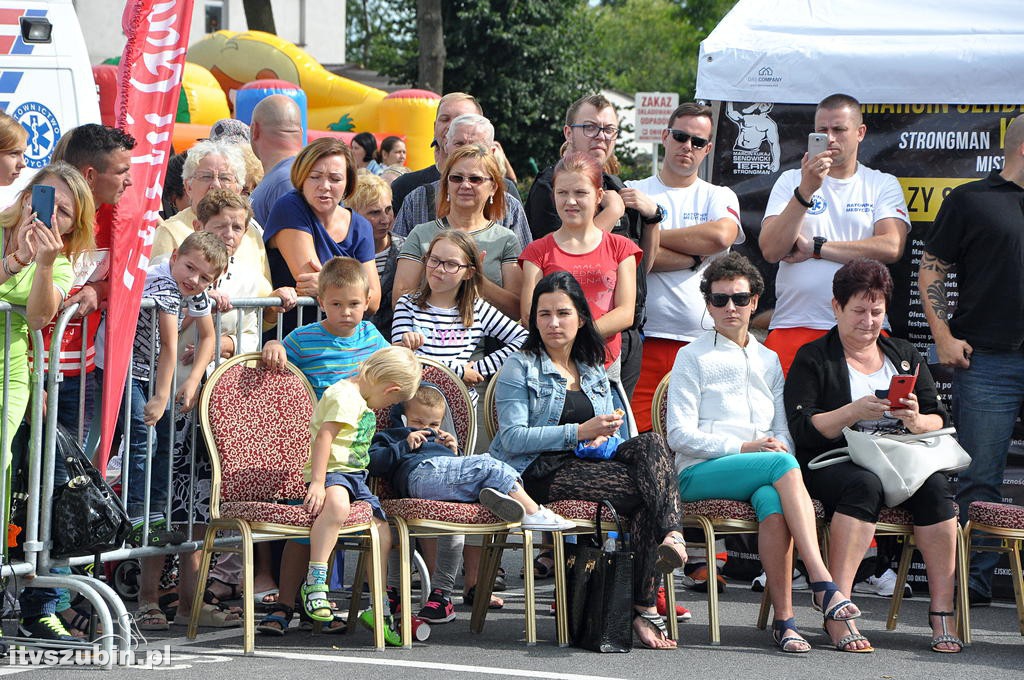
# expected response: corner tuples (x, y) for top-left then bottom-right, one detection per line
(488, 349), (617, 473)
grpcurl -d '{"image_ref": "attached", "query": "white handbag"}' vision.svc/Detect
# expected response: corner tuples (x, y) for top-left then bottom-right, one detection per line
(808, 427), (971, 507)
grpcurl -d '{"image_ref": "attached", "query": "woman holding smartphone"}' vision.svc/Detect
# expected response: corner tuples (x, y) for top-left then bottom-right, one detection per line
(785, 258), (962, 654)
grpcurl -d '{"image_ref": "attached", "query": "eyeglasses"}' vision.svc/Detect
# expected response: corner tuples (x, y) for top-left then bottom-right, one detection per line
(569, 123), (619, 139)
(665, 129), (710, 149)
(708, 292), (753, 308)
(447, 174), (491, 186)
(194, 173), (237, 184)
(425, 256), (472, 274)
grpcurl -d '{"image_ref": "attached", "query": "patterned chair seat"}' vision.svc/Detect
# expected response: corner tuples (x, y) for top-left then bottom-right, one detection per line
(969, 501), (1024, 529)
(878, 502), (960, 526)
(547, 499), (617, 523)
(382, 498), (505, 524)
(684, 499), (758, 522)
(220, 500), (373, 527)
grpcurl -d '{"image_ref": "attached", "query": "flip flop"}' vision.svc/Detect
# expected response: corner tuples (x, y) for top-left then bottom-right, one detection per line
(633, 610), (676, 650)
(655, 535), (687, 574)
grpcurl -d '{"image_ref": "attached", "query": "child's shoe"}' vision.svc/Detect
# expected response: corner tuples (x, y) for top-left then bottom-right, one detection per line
(416, 588), (456, 624)
(299, 582), (333, 622)
(357, 609), (401, 647)
(126, 517), (185, 548)
(478, 488), (525, 522)
(521, 506), (574, 531)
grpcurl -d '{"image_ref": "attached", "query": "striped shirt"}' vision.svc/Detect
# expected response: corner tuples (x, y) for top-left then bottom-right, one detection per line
(391, 295), (526, 402)
(282, 320), (388, 399)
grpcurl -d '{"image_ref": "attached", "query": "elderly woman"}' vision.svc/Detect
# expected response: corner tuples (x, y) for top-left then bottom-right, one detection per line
(151, 139), (269, 281)
(263, 137), (381, 335)
(786, 258), (962, 654)
(666, 252), (863, 653)
(392, 144), (521, 320)
(490, 271), (686, 649)
(2, 162), (95, 642)
(348, 172), (401, 338)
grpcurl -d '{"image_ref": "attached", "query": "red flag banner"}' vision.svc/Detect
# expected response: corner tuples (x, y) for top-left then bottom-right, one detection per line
(98, 0), (194, 470)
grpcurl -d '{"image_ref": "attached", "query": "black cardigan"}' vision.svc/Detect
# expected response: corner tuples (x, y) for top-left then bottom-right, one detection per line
(784, 327), (949, 467)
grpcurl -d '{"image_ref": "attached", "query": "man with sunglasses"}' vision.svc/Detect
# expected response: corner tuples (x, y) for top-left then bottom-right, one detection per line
(525, 94), (658, 398)
(760, 93), (909, 374)
(625, 102), (743, 434)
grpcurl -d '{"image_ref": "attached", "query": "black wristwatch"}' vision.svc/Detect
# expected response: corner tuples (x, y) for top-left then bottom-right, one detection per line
(813, 236), (827, 259)
(642, 204), (667, 225)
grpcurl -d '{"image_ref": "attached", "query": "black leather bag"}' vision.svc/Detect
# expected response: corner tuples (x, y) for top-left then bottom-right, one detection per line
(50, 425), (131, 560)
(564, 500), (634, 653)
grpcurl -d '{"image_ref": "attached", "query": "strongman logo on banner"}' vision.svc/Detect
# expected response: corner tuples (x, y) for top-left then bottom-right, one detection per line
(725, 102), (780, 174)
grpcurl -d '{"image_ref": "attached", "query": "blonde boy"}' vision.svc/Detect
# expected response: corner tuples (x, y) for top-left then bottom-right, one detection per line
(301, 346), (421, 646)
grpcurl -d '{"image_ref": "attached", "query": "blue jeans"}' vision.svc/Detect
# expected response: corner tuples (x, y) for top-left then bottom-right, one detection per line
(126, 378), (172, 518)
(952, 350), (1024, 596)
(54, 371), (96, 442)
(406, 454), (519, 502)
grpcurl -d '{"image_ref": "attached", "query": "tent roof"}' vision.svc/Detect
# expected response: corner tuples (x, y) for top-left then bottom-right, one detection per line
(696, 0), (1024, 104)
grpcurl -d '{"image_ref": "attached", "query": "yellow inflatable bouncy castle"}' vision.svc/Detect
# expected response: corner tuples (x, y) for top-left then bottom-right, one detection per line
(187, 30), (439, 170)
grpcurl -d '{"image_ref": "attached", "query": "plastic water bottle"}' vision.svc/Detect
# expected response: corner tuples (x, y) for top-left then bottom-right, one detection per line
(603, 530), (619, 552)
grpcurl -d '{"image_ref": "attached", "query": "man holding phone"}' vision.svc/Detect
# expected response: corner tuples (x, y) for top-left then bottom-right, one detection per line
(759, 93), (910, 373)
(918, 113), (1024, 607)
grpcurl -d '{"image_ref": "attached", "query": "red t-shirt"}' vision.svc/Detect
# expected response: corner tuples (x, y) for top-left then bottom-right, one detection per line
(520, 231), (641, 364)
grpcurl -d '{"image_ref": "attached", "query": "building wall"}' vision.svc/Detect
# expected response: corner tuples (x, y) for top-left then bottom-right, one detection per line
(74, 0), (345, 65)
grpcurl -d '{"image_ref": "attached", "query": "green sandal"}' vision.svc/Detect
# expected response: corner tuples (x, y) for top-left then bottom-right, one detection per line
(299, 583), (333, 622)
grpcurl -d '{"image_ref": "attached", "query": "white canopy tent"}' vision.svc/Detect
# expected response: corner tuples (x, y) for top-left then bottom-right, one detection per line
(696, 0), (1024, 104)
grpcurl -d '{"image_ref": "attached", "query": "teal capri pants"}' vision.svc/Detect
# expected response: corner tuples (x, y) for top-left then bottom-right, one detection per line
(677, 452), (799, 522)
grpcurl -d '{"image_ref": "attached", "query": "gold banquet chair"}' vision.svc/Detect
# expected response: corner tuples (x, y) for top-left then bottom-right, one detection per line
(961, 501), (1024, 642)
(188, 353), (388, 653)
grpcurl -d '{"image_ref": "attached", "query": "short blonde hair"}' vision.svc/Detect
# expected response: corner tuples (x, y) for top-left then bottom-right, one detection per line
(409, 383), (446, 411)
(318, 256), (368, 297)
(361, 346), (421, 401)
(177, 230), (229, 276)
(437, 144), (506, 221)
(238, 143), (264, 195)
(348, 172), (392, 214)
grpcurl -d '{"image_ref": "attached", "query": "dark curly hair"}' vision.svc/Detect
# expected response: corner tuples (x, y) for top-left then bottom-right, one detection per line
(699, 252), (764, 299)
(53, 123), (136, 172)
(833, 258), (893, 308)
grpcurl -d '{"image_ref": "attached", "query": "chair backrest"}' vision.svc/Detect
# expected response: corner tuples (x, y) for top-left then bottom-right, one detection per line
(201, 353), (316, 507)
(651, 373), (672, 438)
(374, 357), (477, 455)
(482, 374), (638, 442)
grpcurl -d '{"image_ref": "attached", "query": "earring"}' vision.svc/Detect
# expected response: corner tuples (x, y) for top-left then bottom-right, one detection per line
(488, 195), (494, 205)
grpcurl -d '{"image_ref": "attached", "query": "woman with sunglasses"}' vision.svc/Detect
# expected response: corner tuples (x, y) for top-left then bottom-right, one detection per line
(666, 252), (864, 654)
(392, 144), (521, 320)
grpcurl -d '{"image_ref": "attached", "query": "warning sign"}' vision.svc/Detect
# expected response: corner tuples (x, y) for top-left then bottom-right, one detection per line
(635, 92), (679, 144)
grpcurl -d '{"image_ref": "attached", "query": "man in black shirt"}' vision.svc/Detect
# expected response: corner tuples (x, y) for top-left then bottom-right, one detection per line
(525, 94), (660, 397)
(918, 113), (1024, 607)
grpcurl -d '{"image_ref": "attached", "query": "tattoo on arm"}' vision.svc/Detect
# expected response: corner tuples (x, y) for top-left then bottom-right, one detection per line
(926, 280), (950, 322)
(919, 252), (953, 274)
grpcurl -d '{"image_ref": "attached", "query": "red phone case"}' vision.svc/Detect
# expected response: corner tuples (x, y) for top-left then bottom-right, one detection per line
(887, 375), (916, 405)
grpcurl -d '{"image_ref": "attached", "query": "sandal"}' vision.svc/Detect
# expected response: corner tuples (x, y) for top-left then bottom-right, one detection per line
(928, 610), (964, 653)
(771, 617), (810, 654)
(205, 577), (242, 603)
(655, 534), (687, 574)
(825, 619), (874, 653)
(174, 602), (242, 628)
(298, 604), (348, 633)
(493, 567), (507, 592)
(257, 604), (294, 636)
(203, 588), (243, 616)
(59, 607), (99, 639)
(134, 602), (169, 631)
(158, 592), (178, 621)
(299, 582), (333, 622)
(253, 588), (280, 607)
(533, 551), (555, 579)
(463, 585), (503, 609)
(810, 580), (860, 621)
(632, 610), (676, 650)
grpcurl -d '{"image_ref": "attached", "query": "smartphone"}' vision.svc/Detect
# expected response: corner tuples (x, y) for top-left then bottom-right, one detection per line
(807, 132), (828, 158)
(887, 372), (918, 406)
(31, 185), (55, 228)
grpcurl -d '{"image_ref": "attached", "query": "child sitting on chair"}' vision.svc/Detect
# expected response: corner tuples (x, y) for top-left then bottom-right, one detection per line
(368, 383), (573, 623)
(301, 345), (421, 646)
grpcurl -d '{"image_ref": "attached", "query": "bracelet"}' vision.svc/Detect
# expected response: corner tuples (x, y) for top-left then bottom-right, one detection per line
(2, 255), (14, 277)
(11, 250), (30, 268)
(793, 186), (814, 208)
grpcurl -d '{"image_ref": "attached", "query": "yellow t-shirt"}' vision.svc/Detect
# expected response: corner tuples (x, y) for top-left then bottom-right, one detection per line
(305, 378), (376, 480)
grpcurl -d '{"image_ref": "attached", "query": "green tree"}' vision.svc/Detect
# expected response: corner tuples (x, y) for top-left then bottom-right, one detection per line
(369, 0), (603, 176)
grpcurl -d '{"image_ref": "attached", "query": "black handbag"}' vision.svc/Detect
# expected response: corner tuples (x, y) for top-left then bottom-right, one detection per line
(564, 499), (634, 653)
(50, 425), (131, 560)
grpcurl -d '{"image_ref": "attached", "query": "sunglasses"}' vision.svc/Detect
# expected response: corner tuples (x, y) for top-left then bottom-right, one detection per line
(448, 174), (490, 186)
(708, 292), (753, 308)
(665, 129), (710, 149)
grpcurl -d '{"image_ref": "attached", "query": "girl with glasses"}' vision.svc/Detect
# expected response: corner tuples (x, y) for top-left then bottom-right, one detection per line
(393, 144), (522, 320)
(666, 252), (864, 654)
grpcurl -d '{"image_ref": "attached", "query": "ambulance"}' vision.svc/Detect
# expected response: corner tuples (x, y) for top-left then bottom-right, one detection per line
(0, 0), (99, 205)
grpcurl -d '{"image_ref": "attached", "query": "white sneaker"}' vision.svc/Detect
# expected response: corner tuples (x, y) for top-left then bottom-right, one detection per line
(750, 568), (808, 592)
(521, 506), (575, 531)
(853, 568), (912, 598)
(478, 488), (525, 523)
